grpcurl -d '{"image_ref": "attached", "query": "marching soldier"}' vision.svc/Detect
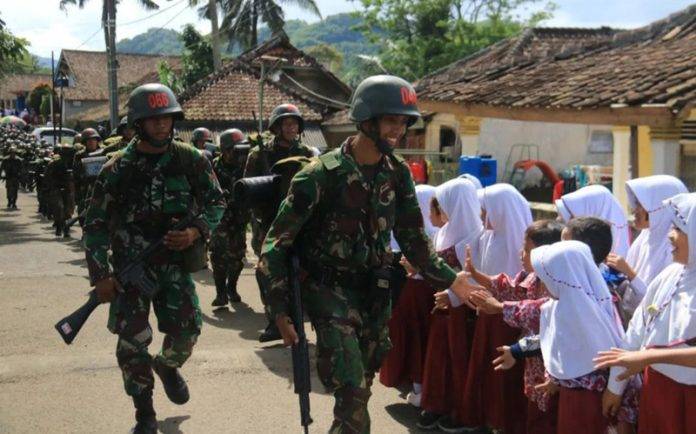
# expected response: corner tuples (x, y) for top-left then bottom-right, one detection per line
(210, 129), (250, 306)
(45, 144), (76, 236)
(99, 116), (135, 156)
(244, 103), (314, 342)
(73, 127), (102, 219)
(83, 84), (224, 434)
(0, 146), (22, 209)
(259, 76), (470, 433)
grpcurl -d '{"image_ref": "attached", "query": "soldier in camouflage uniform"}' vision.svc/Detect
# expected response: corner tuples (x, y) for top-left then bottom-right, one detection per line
(83, 83), (225, 434)
(45, 144), (76, 236)
(73, 128), (102, 218)
(0, 146), (22, 209)
(244, 103), (315, 342)
(210, 129), (250, 306)
(259, 76), (470, 433)
(99, 116), (135, 156)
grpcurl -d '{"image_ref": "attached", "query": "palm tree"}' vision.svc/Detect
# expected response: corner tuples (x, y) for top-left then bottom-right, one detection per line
(188, 0), (223, 71)
(215, 0), (322, 50)
(58, 0), (162, 127)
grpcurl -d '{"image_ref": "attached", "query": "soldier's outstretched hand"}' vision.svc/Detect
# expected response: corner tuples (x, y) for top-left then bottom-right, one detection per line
(276, 315), (299, 347)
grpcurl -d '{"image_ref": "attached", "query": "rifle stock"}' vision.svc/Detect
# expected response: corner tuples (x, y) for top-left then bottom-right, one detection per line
(289, 252), (313, 433)
(54, 212), (201, 345)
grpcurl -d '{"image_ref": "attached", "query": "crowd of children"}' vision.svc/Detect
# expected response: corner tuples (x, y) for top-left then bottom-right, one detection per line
(381, 175), (695, 434)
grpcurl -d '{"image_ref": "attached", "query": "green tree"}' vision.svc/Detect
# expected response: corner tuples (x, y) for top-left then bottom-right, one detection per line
(356, 0), (555, 80)
(157, 25), (215, 92)
(305, 44), (344, 73)
(216, 0), (322, 50)
(0, 15), (29, 77)
(157, 60), (184, 94)
(40, 94), (52, 118)
(28, 83), (55, 114)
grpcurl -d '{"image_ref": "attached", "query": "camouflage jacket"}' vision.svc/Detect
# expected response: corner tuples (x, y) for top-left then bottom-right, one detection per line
(44, 156), (73, 189)
(212, 156), (249, 225)
(259, 138), (457, 318)
(83, 140), (225, 285)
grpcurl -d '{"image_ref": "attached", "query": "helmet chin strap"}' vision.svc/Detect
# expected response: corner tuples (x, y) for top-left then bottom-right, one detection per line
(135, 122), (173, 148)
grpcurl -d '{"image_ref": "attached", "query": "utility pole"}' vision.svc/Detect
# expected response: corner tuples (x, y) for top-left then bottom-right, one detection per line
(104, 0), (119, 131)
(208, 0), (222, 71)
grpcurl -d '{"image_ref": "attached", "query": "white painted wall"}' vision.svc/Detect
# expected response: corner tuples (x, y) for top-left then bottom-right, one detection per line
(476, 118), (614, 181)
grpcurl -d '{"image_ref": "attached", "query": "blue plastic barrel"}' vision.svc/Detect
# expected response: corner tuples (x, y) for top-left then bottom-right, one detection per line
(459, 156), (497, 187)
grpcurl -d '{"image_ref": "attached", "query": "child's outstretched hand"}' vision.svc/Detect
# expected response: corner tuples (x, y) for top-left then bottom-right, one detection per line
(400, 256), (417, 275)
(594, 347), (646, 381)
(464, 245), (475, 274)
(492, 346), (516, 371)
(470, 289), (504, 315)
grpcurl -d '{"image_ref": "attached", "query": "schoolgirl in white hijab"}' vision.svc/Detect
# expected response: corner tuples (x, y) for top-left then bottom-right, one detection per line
(391, 184), (438, 252)
(611, 193), (696, 433)
(458, 173), (483, 190)
(623, 175), (687, 288)
(556, 185), (630, 257)
(433, 178), (483, 256)
(479, 183), (533, 276)
(533, 240), (628, 433)
(533, 240), (625, 383)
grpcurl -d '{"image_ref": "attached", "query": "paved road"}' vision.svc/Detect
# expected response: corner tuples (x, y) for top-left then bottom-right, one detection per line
(0, 190), (423, 434)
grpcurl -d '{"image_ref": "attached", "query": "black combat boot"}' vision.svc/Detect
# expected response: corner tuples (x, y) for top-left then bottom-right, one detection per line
(226, 269), (242, 303)
(211, 275), (229, 307)
(55, 222), (63, 236)
(153, 359), (189, 405)
(130, 391), (157, 434)
(258, 322), (282, 343)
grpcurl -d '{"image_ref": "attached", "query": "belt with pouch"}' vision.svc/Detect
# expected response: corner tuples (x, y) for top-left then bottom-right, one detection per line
(302, 260), (371, 288)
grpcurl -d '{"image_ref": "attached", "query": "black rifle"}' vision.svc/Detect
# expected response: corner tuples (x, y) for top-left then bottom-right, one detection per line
(289, 250), (313, 434)
(64, 209), (86, 230)
(54, 212), (201, 345)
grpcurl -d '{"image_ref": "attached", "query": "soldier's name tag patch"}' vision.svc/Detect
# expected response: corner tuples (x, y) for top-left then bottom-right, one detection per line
(377, 278), (390, 289)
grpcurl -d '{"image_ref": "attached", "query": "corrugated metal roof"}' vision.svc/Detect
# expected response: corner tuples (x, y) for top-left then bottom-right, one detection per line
(302, 125), (327, 150)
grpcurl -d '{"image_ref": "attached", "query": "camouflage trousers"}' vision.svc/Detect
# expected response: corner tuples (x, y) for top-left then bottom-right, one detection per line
(209, 219), (247, 290)
(251, 220), (274, 323)
(302, 274), (392, 434)
(107, 263), (202, 397)
(48, 188), (74, 225)
(4, 178), (18, 205)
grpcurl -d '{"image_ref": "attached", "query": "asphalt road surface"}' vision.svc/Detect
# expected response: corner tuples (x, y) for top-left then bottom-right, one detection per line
(0, 189), (425, 434)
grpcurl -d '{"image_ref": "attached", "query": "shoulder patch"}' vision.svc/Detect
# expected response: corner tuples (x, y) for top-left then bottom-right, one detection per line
(319, 151), (340, 170)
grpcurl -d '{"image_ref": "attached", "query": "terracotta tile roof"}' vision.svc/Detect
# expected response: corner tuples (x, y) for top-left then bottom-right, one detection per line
(178, 60), (324, 122)
(0, 73), (52, 100)
(58, 49), (182, 101)
(416, 5), (696, 114)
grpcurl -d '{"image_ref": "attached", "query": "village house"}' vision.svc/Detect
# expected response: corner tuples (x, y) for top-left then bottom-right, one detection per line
(414, 4), (696, 209)
(0, 73), (52, 113)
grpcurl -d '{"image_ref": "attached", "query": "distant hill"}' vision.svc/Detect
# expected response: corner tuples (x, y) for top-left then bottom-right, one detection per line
(112, 13), (377, 82)
(116, 28), (184, 55)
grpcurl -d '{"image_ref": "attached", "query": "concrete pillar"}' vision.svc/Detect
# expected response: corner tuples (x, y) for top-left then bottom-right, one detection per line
(612, 126), (631, 212)
(637, 126), (653, 177)
(650, 126), (681, 177)
(459, 116), (481, 156)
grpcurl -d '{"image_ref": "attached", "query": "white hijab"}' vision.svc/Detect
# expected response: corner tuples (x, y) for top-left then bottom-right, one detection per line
(433, 179), (483, 260)
(391, 184), (438, 252)
(555, 185), (630, 257)
(479, 183), (532, 276)
(625, 193), (696, 385)
(458, 173), (483, 189)
(625, 175), (687, 285)
(534, 240), (625, 380)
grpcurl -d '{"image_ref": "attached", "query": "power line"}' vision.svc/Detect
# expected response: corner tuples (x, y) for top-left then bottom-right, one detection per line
(119, 0), (189, 26)
(75, 27), (103, 49)
(279, 71), (351, 108)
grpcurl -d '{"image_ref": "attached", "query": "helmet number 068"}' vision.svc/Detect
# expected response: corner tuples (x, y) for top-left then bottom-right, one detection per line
(148, 93), (170, 109)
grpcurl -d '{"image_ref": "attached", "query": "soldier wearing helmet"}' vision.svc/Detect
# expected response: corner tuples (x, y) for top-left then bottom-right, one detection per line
(82, 83), (225, 434)
(209, 128), (250, 307)
(71, 127), (103, 225)
(0, 145), (22, 209)
(258, 76), (469, 431)
(44, 144), (76, 235)
(100, 116), (135, 157)
(243, 103), (314, 343)
(190, 127), (216, 161)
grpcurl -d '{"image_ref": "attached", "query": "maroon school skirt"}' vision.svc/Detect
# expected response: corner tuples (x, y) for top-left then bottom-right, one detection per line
(638, 368), (696, 434)
(379, 279), (434, 387)
(527, 394), (557, 434)
(460, 313), (527, 433)
(557, 387), (608, 434)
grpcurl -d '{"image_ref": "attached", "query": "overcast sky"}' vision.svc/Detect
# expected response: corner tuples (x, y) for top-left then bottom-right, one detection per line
(2, 0), (694, 58)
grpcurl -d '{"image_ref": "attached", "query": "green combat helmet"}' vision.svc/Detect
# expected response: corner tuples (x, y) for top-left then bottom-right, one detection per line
(268, 104), (304, 134)
(192, 127), (212, 144)
(81, 128), (102, 142)
(127, 83), (184, 148)
(349, 74), (421, 154)
(219, 128), (246, 151)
